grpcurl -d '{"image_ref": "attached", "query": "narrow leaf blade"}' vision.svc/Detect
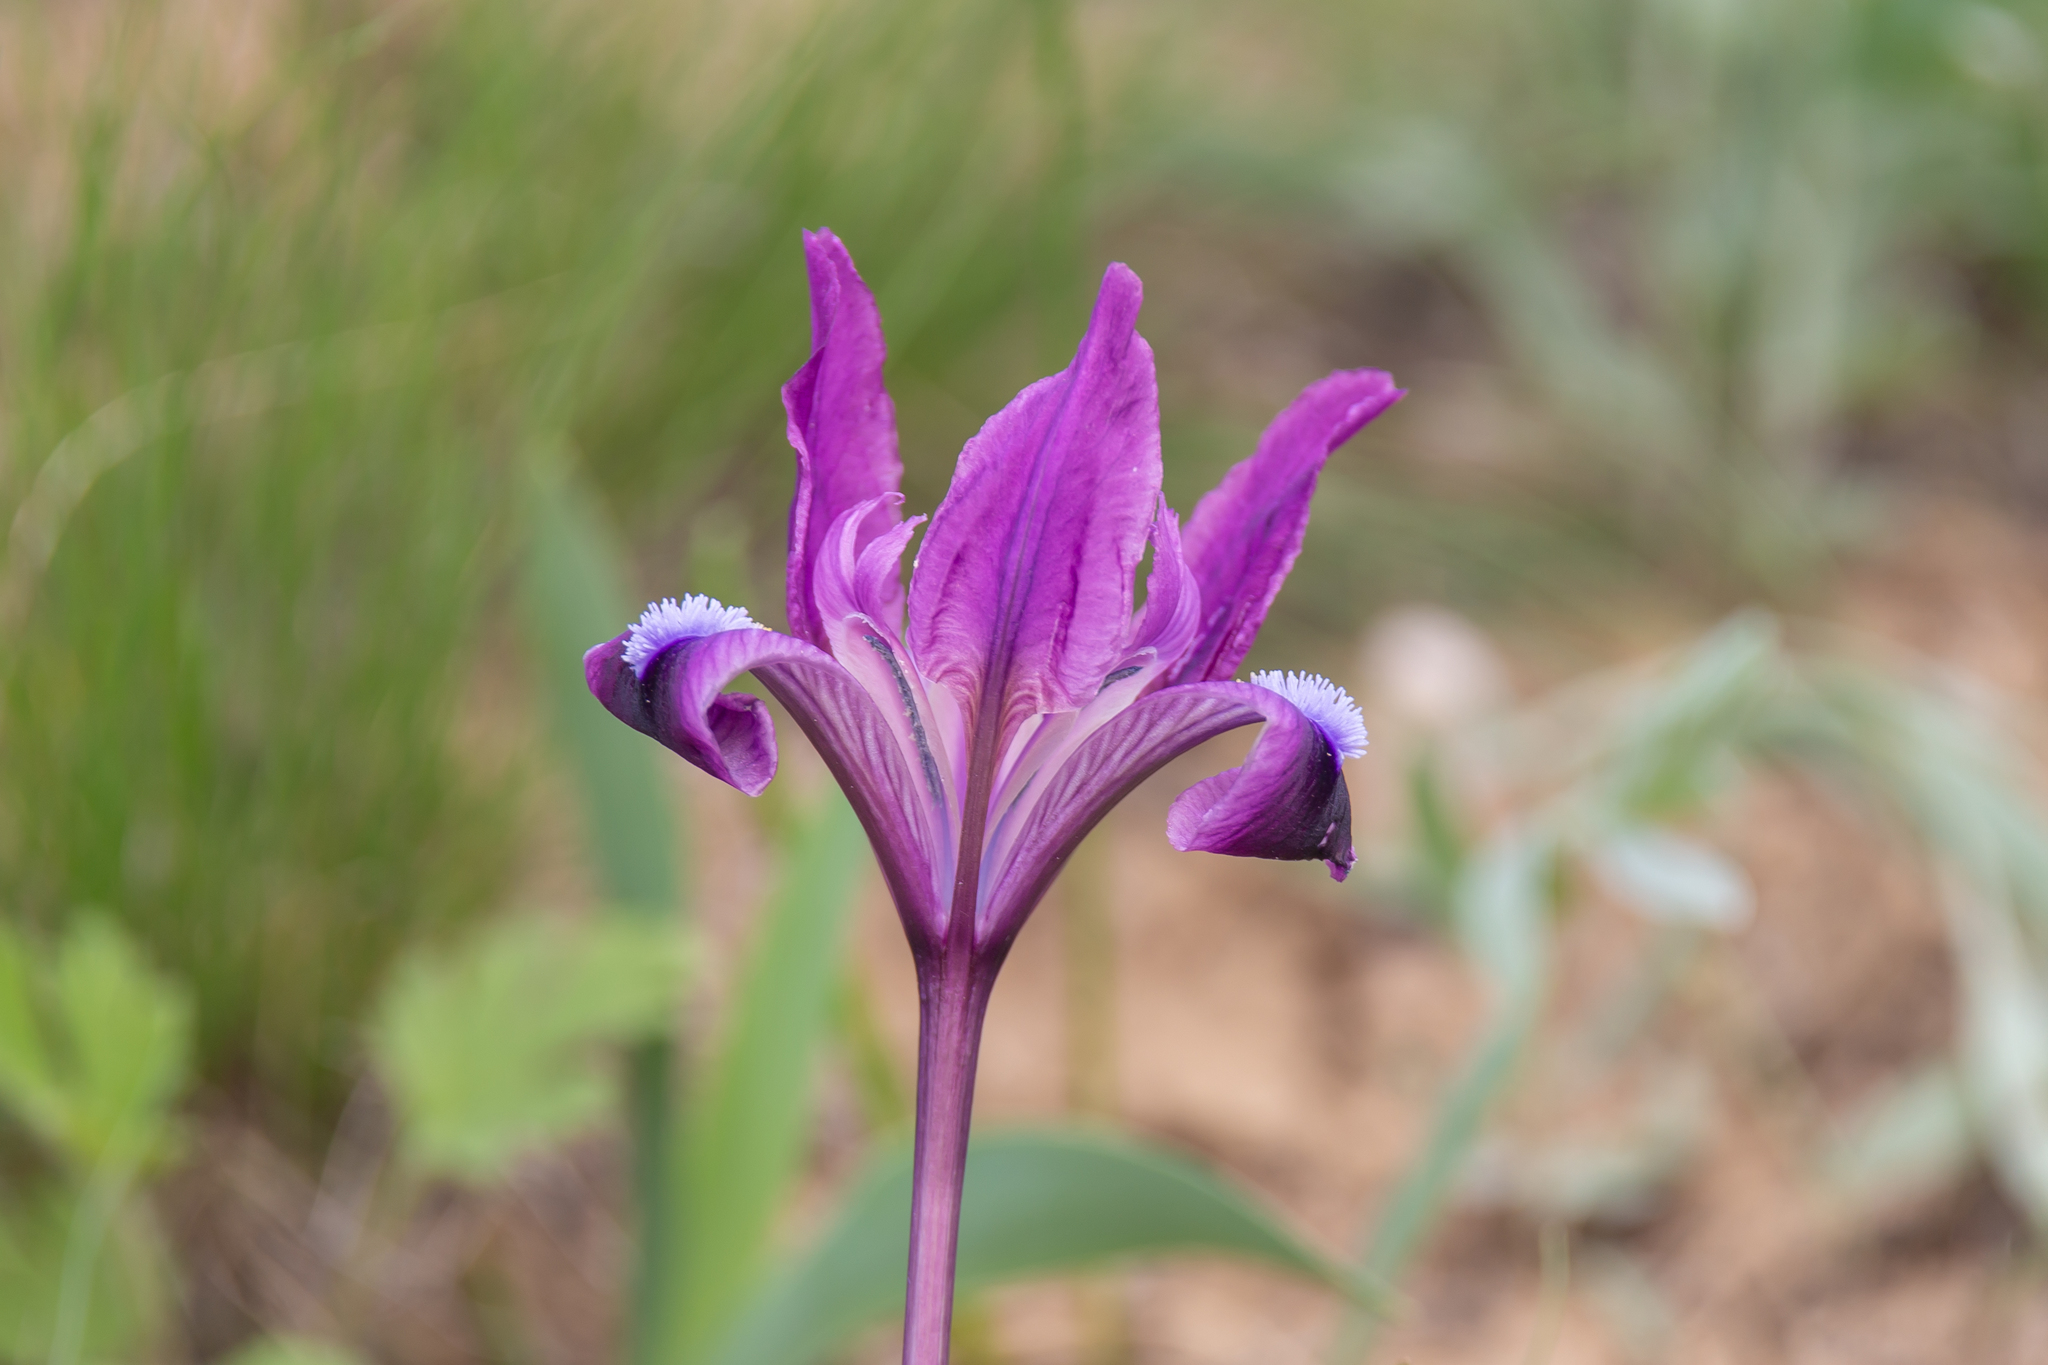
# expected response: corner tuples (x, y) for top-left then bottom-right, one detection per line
(712, 1129), (1356, 1365)
(674, 792), (871, 1359)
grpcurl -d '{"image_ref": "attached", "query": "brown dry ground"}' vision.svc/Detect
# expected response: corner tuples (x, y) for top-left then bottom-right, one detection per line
(831, 494), (2048, 1365)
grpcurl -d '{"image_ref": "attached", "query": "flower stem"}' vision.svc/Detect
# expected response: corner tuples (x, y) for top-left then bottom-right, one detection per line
(902, 953), (994, 1365)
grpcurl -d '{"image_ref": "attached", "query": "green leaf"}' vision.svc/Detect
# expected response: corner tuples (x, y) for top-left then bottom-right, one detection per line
(373, 915), (689, 1181)
(672, 791), (871, 1361)
(521, 452), (680, 920)
(1822, 1063), (1974, 1209)
(0, 919), (66, 1147)
(1602, 611), (1778, 820)
(0, 1176), (161, 1364)
(1939, 872), (2048, 1229)
(0, 916), (190, 1171)
(50, 917), (193, 1168)
(220, 1337), (373, 1365)
(1405, 751), (1468, 921)
(1453, 828), (1555, 1010)
(710, 1129), (1360, 1365)
(1332, 829), (1554, 1363)
(1586, 826), (1753, 930)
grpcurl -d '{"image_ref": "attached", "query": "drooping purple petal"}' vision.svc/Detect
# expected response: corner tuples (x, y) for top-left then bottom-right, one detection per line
(1163, 681), (1353, 879)
(784, 229), (903, 646)
(585, 624), (947, 936)
(1168, 370), (1403, 685)
(977, 679), (1357, 949)
(907, 264), (1162, 746)
(586, 631), (782, 795)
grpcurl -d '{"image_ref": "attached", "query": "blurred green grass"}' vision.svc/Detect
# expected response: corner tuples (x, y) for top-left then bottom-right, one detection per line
(0, 0), (1095, 1115)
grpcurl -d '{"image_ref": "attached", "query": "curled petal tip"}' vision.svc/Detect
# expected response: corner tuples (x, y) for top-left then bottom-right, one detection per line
(1162, 681), (1355, 872)
(585, 626), (781, 796)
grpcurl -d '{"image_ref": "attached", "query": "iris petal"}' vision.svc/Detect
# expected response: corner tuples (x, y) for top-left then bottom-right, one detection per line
(1170, 370), (1403, 685)
(585, 624), (948, 938)
(906, 264), (1162, 748)
(977, 678), (1357, 950)
(783, 229), (903, 646)
(1163, 682), (1353, 879)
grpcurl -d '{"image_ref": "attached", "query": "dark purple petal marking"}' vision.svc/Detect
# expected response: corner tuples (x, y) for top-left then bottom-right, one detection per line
(752, 657), (951, 942)
(1169, 370), (1403, 685)
(907, 264), (1162, 746)
(784, 229), (903, 646)
(585, 624), (947, 937)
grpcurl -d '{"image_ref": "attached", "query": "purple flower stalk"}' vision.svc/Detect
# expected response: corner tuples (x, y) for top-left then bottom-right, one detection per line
(586, 231), (1400, 1364)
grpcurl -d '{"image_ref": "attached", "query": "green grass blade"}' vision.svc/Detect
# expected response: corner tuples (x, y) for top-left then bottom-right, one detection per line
(1330, 829), (1554, 1364)
(674, 791), (870, 1362)
(518, 450), (685, 1364)
(521, 453), (679, 919)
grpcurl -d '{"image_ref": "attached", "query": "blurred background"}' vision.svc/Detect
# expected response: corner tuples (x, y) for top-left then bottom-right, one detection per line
(4, 0), (2048, 1361)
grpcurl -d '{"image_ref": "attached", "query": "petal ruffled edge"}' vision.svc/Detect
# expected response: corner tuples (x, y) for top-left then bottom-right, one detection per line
(585, 624), (948, 938)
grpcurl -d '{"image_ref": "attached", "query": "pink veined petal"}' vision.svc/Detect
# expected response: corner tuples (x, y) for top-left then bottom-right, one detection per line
(811, 496), (959, 865)
(1169, 369), (1403, 685)
(975, 504), (1202, 879)
(976, 679), (1357, 950)
(1127, 501), (1201, 666)
(906, 263), (1163, 753)
(585, 625), (947, 940)
(783, 229), (903, 646)
(812, 494), (922, 636)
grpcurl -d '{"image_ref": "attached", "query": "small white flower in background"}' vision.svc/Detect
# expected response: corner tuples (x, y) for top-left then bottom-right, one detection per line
(1359, 604), (1512, 730)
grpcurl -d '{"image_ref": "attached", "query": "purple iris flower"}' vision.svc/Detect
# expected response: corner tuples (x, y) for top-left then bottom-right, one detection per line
(586, 230), (1399, 1364)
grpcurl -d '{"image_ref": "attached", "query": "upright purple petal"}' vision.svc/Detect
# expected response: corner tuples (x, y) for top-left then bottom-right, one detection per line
(1168, 370), (1403, 685)
(810, 495), (959, 836)
(1127, 502), (1200, 665)
(585, 624), (947, 936)
(784, 230), (903, 646)
(907, 264), (1162, 746)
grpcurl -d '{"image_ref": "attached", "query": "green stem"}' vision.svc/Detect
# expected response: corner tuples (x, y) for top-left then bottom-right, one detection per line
(626, 1037), (677, 1365)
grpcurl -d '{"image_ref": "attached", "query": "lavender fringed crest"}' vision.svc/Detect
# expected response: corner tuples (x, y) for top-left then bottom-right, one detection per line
(584, 229), (1400, 1365)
